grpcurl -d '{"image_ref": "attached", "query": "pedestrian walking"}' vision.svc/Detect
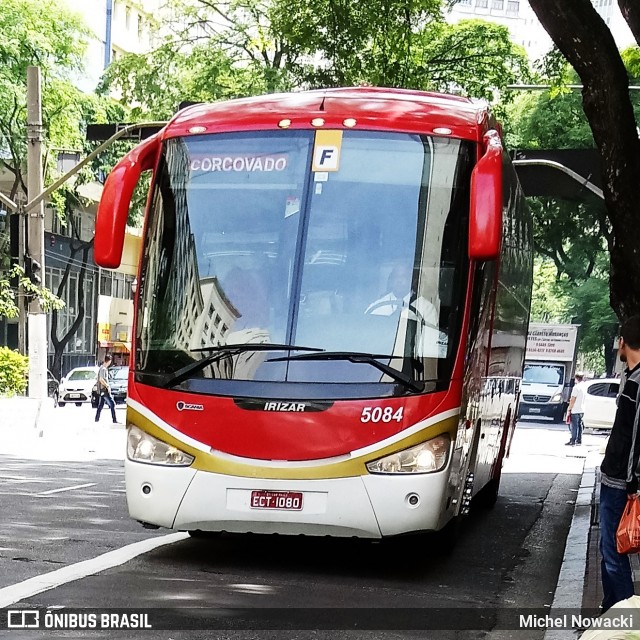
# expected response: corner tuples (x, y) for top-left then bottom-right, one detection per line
(95, 354), (119, 424)
(566, 373), (587, 446)
(599, 315), (640, 611)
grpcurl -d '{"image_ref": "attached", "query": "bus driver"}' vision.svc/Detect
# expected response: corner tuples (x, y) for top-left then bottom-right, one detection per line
(365, 264), (439, 328)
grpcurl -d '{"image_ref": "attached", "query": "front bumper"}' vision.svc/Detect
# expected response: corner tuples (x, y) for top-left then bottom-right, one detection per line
(60, 391), (91, 403)
(518, 402), (562, 417)
(125, 459), (452, 538)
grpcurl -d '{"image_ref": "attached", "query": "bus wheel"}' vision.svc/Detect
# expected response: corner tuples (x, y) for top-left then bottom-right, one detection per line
(473, 477), (500, 509)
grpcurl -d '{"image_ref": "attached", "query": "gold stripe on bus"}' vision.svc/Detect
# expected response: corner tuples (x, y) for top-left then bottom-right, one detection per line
(126, 406), (458, 480)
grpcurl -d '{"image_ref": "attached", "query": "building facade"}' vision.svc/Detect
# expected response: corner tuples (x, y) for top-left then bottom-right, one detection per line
(63, 0), (160, 91)
(447, 0), (635, 64)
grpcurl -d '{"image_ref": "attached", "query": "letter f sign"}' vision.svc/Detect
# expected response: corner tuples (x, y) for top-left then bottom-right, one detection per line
(313, 146), (339, 171)
(312, 130), (343, 172)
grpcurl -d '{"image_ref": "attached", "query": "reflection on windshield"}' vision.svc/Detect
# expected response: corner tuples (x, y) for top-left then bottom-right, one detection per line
(135, 130), (472, 396)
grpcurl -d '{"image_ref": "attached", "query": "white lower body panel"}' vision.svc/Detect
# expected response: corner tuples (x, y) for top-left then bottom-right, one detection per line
(125, 459), (452, 538)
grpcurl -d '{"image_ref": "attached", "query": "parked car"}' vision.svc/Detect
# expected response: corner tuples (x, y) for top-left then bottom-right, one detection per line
(47, 370), (59, 406)
(581, 378), (620, 430)
(90, 366), (129, 409)
(58, 366), (98, 407)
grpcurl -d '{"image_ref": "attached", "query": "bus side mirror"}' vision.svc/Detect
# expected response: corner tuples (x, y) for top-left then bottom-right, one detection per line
(469, 130), (503, 261)
(94, 134), (161, 268)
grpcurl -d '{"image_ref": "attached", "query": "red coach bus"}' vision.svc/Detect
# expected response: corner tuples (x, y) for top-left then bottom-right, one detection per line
(95, 87), (532, 540)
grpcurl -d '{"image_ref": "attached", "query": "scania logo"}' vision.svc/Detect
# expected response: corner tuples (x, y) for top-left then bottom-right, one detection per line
(176, 401), (204, 412)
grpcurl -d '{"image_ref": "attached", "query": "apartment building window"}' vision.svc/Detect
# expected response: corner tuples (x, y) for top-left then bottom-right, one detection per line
(476, 0), (488, 8)
(506, 1), (519, 15)
(492, 0), (504, 9)
(100, 270), (135, 300)
(458, 0), (472, 4)
(125, 6), (131, 30)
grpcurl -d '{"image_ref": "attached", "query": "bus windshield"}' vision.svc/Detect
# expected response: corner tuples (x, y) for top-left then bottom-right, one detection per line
(135, 130), (473, 398)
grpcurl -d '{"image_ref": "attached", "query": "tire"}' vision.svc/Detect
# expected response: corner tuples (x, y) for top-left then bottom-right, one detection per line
(58, 401), (66, 407)
(75, 402), (82, 407)
(472, 477), (500, 510)
(552, 405), (565, 423)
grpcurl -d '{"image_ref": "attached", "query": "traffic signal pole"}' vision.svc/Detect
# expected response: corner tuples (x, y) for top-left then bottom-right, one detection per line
(26, 66), (47, 399)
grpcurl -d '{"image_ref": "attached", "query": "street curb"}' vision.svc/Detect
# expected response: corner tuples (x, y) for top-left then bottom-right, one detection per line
(544, 453), (599, 640)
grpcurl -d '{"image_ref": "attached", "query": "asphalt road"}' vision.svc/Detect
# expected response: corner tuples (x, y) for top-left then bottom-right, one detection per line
(0, 412), (607, 639)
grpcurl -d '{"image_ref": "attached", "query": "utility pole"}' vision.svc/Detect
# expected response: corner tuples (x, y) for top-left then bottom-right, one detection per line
(26, 66), (47, 399)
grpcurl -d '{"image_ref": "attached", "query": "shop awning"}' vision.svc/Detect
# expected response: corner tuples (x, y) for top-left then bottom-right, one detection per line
(98, 341), (131, 352)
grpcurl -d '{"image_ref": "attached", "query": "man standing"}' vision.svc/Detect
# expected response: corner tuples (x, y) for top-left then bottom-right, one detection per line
(599, 315), (640, 611)
(566, 373), (587, 446)
(95, 354), (118, 424)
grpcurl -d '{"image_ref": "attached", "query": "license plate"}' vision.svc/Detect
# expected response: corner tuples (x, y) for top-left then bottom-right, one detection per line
(250, 490), (303, 511)
(529, 407), (541, 413)
(69, 393), (81, 399)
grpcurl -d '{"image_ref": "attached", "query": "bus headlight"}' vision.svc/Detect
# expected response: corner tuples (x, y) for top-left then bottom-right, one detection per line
(366, 434), (450, 474)
(127, 425), (195, 466)
(550, 392), (563, 403)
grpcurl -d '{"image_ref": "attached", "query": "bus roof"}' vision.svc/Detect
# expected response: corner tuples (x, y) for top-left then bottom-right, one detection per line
(165, 87), (491, 142)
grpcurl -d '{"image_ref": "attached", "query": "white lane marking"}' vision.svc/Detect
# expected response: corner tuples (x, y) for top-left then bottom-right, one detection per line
(0, 532), (188, 607)
(37, 483), (97, 496)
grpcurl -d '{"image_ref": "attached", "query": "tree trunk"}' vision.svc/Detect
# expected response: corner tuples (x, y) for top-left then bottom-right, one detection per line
(528, 0), (640, 320)
(50, 239), (93, 380)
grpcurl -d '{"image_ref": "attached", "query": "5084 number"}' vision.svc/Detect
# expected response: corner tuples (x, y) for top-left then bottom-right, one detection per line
(360, 407), (404, 423)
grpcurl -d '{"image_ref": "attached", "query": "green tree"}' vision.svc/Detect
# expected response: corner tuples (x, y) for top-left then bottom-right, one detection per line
(0, 0), (88, 199)
(529, 259), (569, 323)
(506, 83), (617, 371)
(526, 1), (640, 321)
(0, 0), (134, 380)
(100, 0), (530, 118)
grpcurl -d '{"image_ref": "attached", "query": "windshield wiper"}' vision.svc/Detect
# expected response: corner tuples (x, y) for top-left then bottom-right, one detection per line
(267, 351), (424, 393)
(163, 343), (322, 389)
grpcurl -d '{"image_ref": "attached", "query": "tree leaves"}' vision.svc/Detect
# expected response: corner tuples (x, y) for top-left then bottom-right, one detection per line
(99, 0), (530, 118)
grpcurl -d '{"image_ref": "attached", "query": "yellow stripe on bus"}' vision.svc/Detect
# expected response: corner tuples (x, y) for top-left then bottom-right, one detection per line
(126, 406), (459, 480)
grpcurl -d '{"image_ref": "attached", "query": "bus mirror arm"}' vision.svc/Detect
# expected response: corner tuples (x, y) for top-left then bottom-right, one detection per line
(469, 130), (503, 261)
(95, 134), (161, 268)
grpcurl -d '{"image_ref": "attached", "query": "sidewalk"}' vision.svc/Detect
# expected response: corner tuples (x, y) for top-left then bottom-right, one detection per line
(545, 437), (640, 640)
(0, 401), (126, 461)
